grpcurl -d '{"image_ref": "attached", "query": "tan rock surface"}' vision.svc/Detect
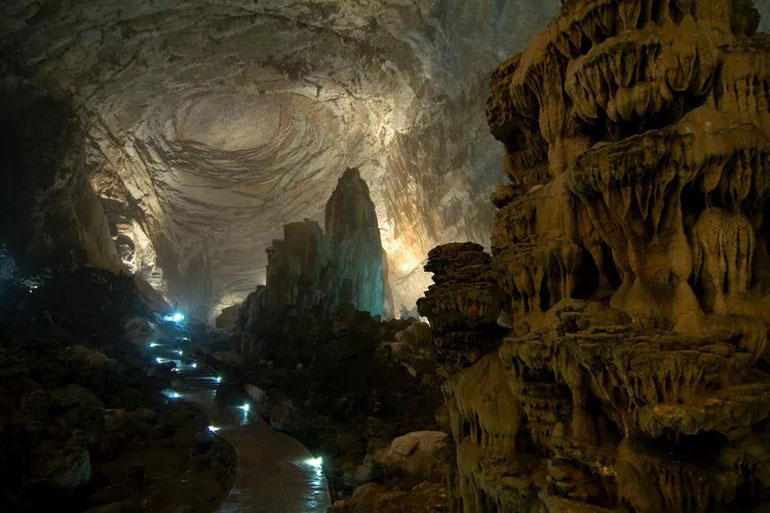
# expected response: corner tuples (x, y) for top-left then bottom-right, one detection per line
(419, 1), (770, 511)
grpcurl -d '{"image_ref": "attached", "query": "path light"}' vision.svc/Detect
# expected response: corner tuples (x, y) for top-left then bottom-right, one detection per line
(163, 312), (185, 323)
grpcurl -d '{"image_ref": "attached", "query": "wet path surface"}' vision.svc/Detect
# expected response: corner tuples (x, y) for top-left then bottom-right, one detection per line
(149, 319), (331, 513)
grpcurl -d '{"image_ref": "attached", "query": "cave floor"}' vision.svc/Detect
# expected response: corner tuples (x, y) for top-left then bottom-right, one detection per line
(151, 323), (331, 513)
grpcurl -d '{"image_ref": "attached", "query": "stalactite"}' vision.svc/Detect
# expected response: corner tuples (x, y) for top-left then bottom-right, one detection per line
(420, 1), (770, 511)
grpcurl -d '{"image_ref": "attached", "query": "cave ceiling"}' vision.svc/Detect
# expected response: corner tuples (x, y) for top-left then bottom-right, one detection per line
(3, 0), (770, 318)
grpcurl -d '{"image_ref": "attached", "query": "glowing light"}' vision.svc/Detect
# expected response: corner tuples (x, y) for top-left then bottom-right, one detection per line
(163, 312), (185, 323)
(177, 350), (183, 355)
(155, 357), (164, 364)
(240, 403), (250, 412)
(191, 362), (198, 369)
(215, 376), (222, 384)
(305, 457), (323, 469)
(162, 389), (181, 399)
(207, 425), (221, 433)
(149, 342), (159, 348)
(171, 368), (179, 373)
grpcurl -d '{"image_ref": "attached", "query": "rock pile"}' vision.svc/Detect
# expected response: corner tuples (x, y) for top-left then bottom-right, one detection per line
(0, 267), (234, 512)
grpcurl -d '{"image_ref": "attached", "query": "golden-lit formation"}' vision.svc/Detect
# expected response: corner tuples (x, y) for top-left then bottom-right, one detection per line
(415, 1), (770, 512)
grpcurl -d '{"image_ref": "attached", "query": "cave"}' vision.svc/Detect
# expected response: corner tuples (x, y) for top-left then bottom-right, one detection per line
(3, 1), (770, 512)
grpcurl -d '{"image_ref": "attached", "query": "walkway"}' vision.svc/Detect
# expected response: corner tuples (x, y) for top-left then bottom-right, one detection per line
(149, 318), (331, 513)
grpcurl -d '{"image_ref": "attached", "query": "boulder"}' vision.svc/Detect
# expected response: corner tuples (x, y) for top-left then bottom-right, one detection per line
(51, 384), (105, 434)
(373, 431), (450, 482)
(44, 443), (92, 492)
(51, 384), (104, 411)
(390, 431), (449, 457)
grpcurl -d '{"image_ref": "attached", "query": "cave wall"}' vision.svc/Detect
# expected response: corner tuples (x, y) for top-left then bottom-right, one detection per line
(0, 0), (571, 319)
(0, 94), (119, 274)
(3, 0), (770, 320)
(419, 1), (770, 512)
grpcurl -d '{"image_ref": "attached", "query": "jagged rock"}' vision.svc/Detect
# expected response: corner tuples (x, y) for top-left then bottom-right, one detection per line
(248, 169), (387, 320)
(420, 1), (770, 511)
(239, 169), (390, 358)
(326, 168), (390, 317)
(215, 303), (241, 329)
(386, 322), (441, 385)
(417, 243), (502, 374)
(262, 220), (334, 316)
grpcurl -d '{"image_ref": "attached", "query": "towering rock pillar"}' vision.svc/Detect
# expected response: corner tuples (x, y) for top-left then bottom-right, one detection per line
(238, 168), (390, 358)
(325, 168), (389, 317)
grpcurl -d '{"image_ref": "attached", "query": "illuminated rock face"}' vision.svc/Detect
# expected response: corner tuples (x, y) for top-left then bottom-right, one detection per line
(0, 0), (575, 318)
(326, 168), (390, 317)
(248, 168), (387, 324)
(419, 1), (770, 512)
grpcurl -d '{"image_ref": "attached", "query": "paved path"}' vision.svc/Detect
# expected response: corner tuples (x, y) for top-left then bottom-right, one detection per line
(151, 320), (331, 513)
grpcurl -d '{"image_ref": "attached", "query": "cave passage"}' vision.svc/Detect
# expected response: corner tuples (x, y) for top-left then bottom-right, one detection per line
(149, 317), (331, 513)
(5, 1), (770, 513)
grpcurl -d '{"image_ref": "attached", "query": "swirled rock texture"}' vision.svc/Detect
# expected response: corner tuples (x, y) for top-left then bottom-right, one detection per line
(418, 1), (770, 512)
(0, 0), (591, 319)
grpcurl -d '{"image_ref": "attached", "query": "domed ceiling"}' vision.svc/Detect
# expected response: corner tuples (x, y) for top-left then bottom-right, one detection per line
(3, 0), (770, 318)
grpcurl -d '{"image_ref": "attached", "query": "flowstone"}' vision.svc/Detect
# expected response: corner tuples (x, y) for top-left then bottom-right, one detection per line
(419, 1), (770, 511)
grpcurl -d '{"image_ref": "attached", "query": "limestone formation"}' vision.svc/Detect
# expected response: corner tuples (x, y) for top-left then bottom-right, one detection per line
(262, 220), (335, 316)
(239, 168), (389, 357)
(326, 168), (391, 317)
(420, 1), (770, 511)
(417, 243), (503, 375)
